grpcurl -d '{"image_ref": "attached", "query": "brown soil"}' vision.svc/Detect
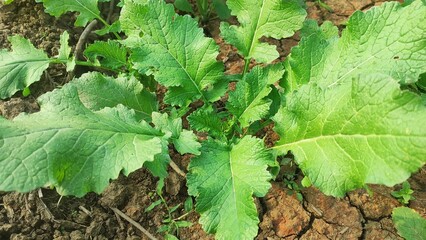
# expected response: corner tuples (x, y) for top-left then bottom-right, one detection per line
(0, 0), (424, 240)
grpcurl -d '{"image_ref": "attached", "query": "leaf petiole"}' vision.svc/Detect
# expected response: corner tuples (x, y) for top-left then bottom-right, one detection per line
(50, 58), (120, 73)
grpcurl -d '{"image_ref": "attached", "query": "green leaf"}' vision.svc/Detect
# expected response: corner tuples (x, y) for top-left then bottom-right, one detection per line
(0, 36), (50, 99)
(227, 64), (284, 128)
(184, 196), (193, 212)
(282, 20), (337, 92)
(57, 31), (71, 61)
(175, 220), (192, 228)
(22, 87), (31, 97)
(392, 207), (426, 240)
(144, 144), (170, 178)
(284, 1), (426, 92)
(169, 204), (181, 213)
(187, 136), (274, 240)
(0, 84), (167, 197)
(156, 177), (165, 195)
(152, 111), (182, 139)
(187, 106), (226, 139)
(95, 21), (122, 36)
(57, 31), (75, 72)
(212, 0), (231, 20)
(4, 0), (14, 4)
(120, 0), (227, 106)
(158, 225), (170, 233)
(152, 112), (201, 155)
(36, 0), (101, 27)
(69, 72), (157, 122)
(174, 130), (201, 155)
(145, 199), (162, 212)
(165, 234), (179, 240)
(220, 0), (306, 63)
(84, 40), (127, 70)
(273, 75), (426, 197)
(174, 0), (193, 13)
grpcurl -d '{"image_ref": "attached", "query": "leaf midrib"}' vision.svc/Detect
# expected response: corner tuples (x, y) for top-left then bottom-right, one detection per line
(1, 124), (163, 141)
(274, 133), (425, 150)
(236, 85), (270, 124)
(246, 1), (266, 59)
(227, 148), (243, 238)
(140, 6), (207, 102)
(0, 58), (50, 67)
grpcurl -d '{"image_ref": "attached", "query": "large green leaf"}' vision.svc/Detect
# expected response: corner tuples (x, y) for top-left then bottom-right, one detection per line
(70, 72), (157, 122)
(284, 0), (426, 92)
(187, 136), (274, 240)
(227, 64), (284, 128)
(0, 84), (166, 196)
(220, 0), (306, 63)
(36, 0), (101, 27)
(121, 0), (227, 106)
(0, 36), (50, 99)
(392, 207), (426, 240)
(273, 75), (426, 197)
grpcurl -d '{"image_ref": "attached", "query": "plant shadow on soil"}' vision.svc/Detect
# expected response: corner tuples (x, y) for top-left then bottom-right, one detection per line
(0, 0), (425, 239)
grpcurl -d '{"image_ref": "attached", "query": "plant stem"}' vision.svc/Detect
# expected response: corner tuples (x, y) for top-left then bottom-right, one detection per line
(173, 211), (192, 221)
(316, 0), (333, 12)
(50, 58), (119, 73)
(242, 58), (250, 77)
(97, 15), (122, 40)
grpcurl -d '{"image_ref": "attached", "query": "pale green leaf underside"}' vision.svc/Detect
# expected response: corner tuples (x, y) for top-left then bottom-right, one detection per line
(36, 0), (101, 27)
(70, 72), (157, 121)
(58, 31), (71, 61)
(392, 207), (426, 240)
(285, 0), (426, 92)
(0, 36), (50, 99)
(274, 75), (426, 197)
(187, 136), (273, 240)
(0, 84), (166, 197)
(220, 0), (306, 63)
(120, 0), (226, 106)
(227, 64), (284, 128)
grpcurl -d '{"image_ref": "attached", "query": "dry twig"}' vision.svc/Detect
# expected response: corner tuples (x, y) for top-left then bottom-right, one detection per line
(106, 0), (115, 23)
(110, 207), (158, 240)
(170, 160), (186, 177)
(79, 205), (92, 217)
(67, 19), (98, 81)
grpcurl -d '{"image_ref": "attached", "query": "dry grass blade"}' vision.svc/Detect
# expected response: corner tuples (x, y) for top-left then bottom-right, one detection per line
(110, 207), (158, 240)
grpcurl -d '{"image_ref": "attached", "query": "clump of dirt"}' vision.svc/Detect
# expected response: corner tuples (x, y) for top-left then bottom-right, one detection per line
(258, 183), (311, 239)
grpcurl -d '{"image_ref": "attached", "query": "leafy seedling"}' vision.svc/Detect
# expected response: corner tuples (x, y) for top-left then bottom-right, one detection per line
(146, 178), (193, 238)
(392, 181), (415, 205)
